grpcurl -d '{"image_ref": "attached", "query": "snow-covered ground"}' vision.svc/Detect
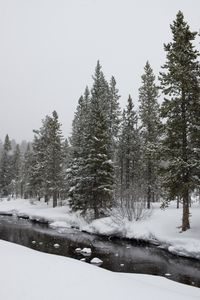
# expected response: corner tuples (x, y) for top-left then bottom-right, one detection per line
(0, 240), (200, 300)
(0, 198), (200, 259)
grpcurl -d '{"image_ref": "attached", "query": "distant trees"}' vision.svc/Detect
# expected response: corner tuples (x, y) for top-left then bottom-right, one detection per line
(0, 112), (64, 206)
(0, 135), (12, 197)
(10, 144), (22, 197)
(115, 96), (144, 220)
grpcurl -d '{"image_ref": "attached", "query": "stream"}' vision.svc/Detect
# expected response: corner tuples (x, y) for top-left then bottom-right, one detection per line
(0, 215), (200, 288)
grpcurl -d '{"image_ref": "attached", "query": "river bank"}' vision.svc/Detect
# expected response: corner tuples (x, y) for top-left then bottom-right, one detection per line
(0, 239), (200, 300)
(0, 198), (200, 260)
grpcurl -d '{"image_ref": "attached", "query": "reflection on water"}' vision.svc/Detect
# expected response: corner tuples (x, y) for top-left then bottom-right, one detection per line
(0, 215), (200, 288)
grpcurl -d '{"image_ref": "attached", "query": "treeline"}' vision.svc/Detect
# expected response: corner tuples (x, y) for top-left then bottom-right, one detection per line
(0, 11), (200, 231)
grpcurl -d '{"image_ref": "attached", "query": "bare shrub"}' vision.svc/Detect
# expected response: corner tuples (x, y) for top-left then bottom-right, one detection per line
(112, 186), (152, 224)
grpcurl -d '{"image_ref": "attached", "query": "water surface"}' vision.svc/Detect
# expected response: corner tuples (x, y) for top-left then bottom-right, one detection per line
(0, 215), (200, 288)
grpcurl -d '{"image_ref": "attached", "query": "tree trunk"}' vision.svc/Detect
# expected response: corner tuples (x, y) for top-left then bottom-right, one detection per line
(20, 182), (23, 199)
(44, 194), (49, 203)
(120, 156), (124, 207)
(182, 190), (190, 231)
(93, 196), (99, 219)
(53, 191), (57, 208)
(147, 186), (151, 209)
(147, 159), (152, 209)
(177, 197), (179, 209)
(181, 89), (190, 231)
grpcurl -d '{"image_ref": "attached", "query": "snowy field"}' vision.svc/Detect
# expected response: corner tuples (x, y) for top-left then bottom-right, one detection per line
(0, 198), (200, 259)
(0, 240), (200, 300)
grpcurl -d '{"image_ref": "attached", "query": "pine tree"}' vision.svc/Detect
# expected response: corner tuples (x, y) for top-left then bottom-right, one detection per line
(84, 61), (114, 218)
(30, 119), (49, 200)
(21, 143), (34, 199)
(0, 135), (12, 197)
(68, 62), (114, 218)
(30, 111), (64, 206)
(108, 76), (121, 156)
(11, 144), (22, 197)
(67, 86), (90, 211)
(139, 61), (161, 209)
(61, 138), (71, 199)
(0, 140), (3, 161)
(159, 11), (200, 231)
(45, 111), (64, 207)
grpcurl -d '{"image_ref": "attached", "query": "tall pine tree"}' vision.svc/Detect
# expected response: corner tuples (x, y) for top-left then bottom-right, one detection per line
(85, 62), (114, 218)
(45, 111), (64, 207)
(160, 11), (200, 231)
(68, 62), (114, 218)
(139, 61), (161, 209)
(108, 76), (121, 156)
(67, 86), (90, 211)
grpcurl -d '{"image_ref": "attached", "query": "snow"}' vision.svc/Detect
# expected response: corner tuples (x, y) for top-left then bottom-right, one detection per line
(50, 221), (71, 229)
(90, 257), (103, 265)
(80, 247), (92, 255)
(75, 247), (82, 253)
(0, 198), (87, 228)
(80, 258), (86, 261)
(0, 198), (200, 259)
(0, 240), (200, 300)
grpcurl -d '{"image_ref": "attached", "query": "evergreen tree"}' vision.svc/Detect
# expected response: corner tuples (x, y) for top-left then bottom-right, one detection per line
(45, 111), (64, 207)
(11, 144), (22, 197)
(107, 76), (121, 156)
(69, 62), (114, 218)
(139, 61), (161, 209)
(21, 143), (34, 199)
(0, 139), (3, 161)
(0, 135), (12, 197)
(159, 11), (200, 231)
(67, 86), (90, 211)
(84, 61), (114, 218)
(61, 138), (71, 199)
(30, 119), (49, 200)
(30, 111), (64, 206)
(107, 75), (121, 174)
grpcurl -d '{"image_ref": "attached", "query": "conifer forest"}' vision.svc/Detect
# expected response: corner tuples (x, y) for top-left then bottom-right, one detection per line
(1, 12), (200, 233)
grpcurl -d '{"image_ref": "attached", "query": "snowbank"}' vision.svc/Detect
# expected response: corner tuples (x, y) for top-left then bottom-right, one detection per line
(0, 240), (200, 300)
(82, 202), (200, 259)
(0, 198), (87, 227)
(0, 198), (200, 259)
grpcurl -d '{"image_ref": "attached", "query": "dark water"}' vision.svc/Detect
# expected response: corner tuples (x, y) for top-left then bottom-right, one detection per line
(0, 215), (200, 288)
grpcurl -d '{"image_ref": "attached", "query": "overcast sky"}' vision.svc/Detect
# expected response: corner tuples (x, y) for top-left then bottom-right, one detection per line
(0, 0), (200, 142)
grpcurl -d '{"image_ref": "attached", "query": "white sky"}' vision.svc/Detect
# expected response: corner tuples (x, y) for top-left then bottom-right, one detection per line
(0, 0), (200, 142)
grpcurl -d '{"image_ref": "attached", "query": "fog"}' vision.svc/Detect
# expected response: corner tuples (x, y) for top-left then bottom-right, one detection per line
(0, 0), (199, 141)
